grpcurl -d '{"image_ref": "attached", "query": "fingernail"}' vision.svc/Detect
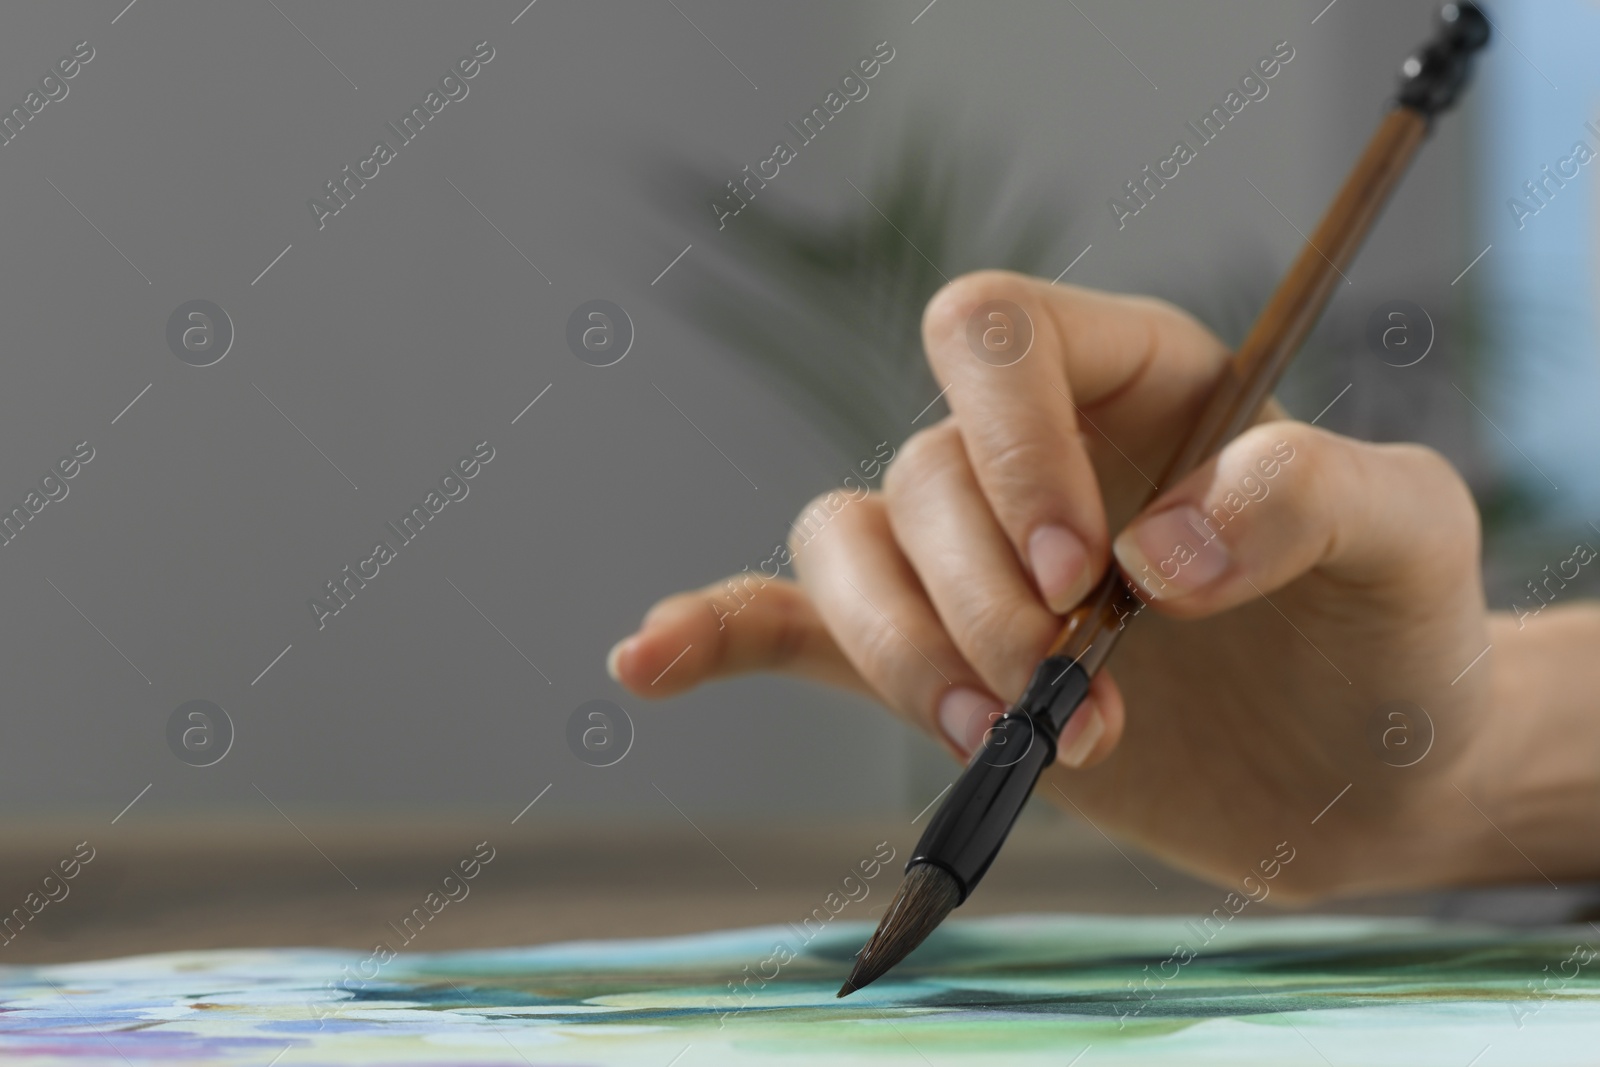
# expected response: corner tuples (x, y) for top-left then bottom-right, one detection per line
(937, 687), (1004, 756)
(606, 636), (634, 682)
(1057, 702), (1105, 769)
(1113, 504), (1229, 599)
(1028, 524), (1091, 612)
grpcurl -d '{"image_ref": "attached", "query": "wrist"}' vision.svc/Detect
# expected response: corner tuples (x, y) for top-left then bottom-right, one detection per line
(1449, 605), (1600, 887)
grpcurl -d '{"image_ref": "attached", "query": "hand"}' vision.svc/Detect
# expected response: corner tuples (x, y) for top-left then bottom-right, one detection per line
(607, 271), (1536, 900)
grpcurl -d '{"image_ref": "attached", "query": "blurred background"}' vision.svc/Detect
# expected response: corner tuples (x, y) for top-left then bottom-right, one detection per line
(0, 0), (1594, 958)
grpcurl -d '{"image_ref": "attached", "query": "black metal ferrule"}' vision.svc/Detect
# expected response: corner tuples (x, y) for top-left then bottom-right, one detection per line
(907, 656), (1091, 903)
(1396, 2), (1491, 119)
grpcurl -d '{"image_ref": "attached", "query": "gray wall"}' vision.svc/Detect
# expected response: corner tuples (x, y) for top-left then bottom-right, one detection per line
(0, 0), (1478, 821)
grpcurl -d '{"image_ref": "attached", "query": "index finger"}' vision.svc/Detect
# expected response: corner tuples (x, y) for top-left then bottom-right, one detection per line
(919, 271), (1228, 613)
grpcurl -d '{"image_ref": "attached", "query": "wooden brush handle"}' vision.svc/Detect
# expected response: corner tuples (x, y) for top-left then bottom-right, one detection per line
(1042, 1), (1490, 674)
(1047, 109), (1429, 671)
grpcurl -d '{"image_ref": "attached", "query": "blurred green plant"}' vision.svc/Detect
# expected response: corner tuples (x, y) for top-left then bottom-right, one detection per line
(671, 122), (1075, 458)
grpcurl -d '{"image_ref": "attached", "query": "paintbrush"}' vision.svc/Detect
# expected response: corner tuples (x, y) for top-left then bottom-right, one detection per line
(839, 1), (1491, 998)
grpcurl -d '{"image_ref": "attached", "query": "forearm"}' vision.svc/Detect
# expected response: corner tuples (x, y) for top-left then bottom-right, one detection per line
(1454, 602), (1600, 885)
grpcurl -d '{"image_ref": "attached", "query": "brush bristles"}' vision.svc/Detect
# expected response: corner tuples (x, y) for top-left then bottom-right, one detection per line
(836, 863), (960, 997)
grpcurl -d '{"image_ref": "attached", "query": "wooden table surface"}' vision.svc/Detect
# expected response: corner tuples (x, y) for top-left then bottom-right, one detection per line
(0, 812), (1538, 965)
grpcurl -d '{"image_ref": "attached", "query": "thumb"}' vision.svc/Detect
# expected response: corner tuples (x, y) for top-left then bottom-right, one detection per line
(1110, 421), (1479, 618)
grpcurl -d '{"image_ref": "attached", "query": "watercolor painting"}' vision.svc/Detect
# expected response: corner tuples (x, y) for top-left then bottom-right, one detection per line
(3, 914), (1599, 1065)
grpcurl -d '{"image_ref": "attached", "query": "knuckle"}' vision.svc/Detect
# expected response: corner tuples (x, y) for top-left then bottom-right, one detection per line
(1041, 288), (1226, 383)
(765, 588), (816, 669)
(883, 422), (958, 503)
(921, 270), (1039, 373)
(1204, 423), (1327, 538)
(922, 270), (1034, 341)
(787, 492), (839, 560)
(787, 488), (884, 569)
(969, 432), (1065, 511)
(1388, 440), (1460, 488)
(702, 592), (737, 666)
(952, 598), (1015, 654)
(982, 432), (1059, 479)
(955, 599), (1055, 694)
(1373, 441), (1481, 561)
(1118, 292), (1214, 345)
(1268, 428), (1339, 533)
(852, 621), (920, 704)
(1239, 422), (1321, 487)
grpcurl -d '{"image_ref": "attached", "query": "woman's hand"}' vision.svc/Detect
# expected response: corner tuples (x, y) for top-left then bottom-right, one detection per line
(607, 271), (1563, 900)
